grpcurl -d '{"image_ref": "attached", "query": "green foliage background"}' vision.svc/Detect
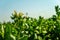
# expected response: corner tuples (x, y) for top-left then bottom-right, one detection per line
(0, 6), (60, 40)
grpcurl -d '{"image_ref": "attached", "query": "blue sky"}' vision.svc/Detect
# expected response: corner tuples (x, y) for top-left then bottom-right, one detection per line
(0, 0), (60, 22)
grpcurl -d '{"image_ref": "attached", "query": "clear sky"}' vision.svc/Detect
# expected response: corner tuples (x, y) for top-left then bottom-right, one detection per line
(0, 0), (60, 22)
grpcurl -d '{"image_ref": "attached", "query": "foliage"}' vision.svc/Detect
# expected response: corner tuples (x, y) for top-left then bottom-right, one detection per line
(0, 6), (60, 40)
